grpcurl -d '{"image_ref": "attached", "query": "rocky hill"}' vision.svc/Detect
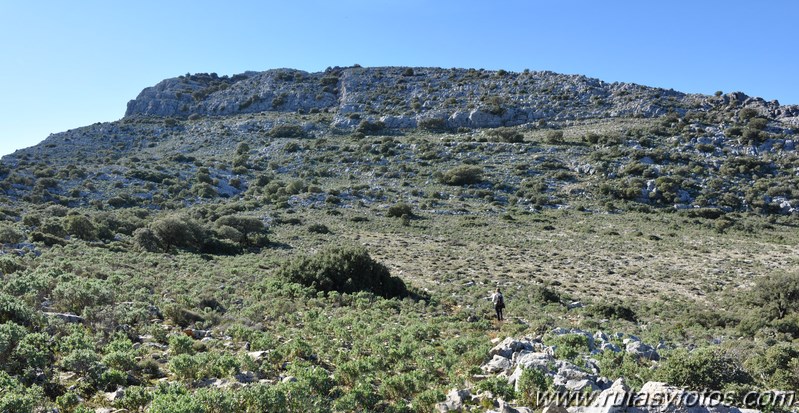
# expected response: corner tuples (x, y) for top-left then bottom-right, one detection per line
(0, 67), (798, 412)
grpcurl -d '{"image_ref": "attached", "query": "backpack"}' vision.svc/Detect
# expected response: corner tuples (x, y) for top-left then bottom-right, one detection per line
(496, 294), (504, 308)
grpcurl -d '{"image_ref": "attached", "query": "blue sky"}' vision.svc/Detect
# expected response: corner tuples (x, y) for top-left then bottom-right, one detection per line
(1, 0), (797, 157)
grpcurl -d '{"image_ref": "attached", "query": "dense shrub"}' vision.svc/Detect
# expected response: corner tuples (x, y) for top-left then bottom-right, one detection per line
(132, 227), (162, 252)
(65, 214), (97, 241)
(0, 292), (34, 326)
(748, 272), (799, 320)
(214, 215), (268, 247)
(150, 215), (204, 252)
(588, 302), (638, 322)
(418, 118), (449, 132)
(486, 127), (524, 143)
(744, 343), (799, 390)
(657, 347), (751, 391)
(387, 203), (414, 218)
(439, 165), (483, 186)
(277, 245), (409, 299)
(355, 120), (386, 135)
(269, 125), (306, 138)
(0, 224), (24, 244)
(52, 277), (113, 314)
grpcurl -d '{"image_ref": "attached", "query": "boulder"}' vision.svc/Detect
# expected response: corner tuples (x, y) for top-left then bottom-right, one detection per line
(482, 354), (513, 374)
(469, 109), (503, 128)
(625, 341), (660, 361)
(514, 351), (555, 371)
(247, 350), (269, 362)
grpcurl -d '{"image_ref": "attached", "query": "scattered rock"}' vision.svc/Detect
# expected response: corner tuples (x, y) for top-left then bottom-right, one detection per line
(625, 341), (660, 361)
(43, 312), (84, 324)
(436, 388), (472, 412)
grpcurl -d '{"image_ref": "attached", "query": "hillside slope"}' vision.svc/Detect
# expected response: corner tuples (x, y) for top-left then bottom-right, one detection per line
(0, 67), (798, 412)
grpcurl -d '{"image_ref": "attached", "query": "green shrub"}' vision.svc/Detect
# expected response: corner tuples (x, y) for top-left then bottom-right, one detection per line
(150, 215), (204, 252)
(214, 215), (267, 246)
(168, 354), (199, 382)
(545, 130), (565, 144)
(657, 347), (750, 391)
(475, 376), (515, 401)
(530, 285), (561, 305)
(277, 245), (409, 299)
(387, 203), (414, 218)
(269, 124), (306, 138)
(52, 278), (113, 314)
(744, 343), (799, 390)
(114, 385), (154, 411)
(516, 368), (553, 408)
(439, 165), (483, 186)
(356, 120), (386, 135)
(169, 334), (196, 356)
(29, 231), (66, 246)
(307, 223), (330, 234)
(0, 224), (24, 244)
(65, 214), (97, 240)
(418, 118), (449, 132)
(548, 334), (590, 360)
(132, 227), (162, 252)
(748, 272), (799, 320)
(61, 348), (101, 374)
(0, 292), (33, 326)
(486, 127), (524, 143)
(588, 302), (638, 322)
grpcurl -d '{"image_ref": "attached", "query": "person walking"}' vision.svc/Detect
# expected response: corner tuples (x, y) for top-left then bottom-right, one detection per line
(491, 287), (505, 321)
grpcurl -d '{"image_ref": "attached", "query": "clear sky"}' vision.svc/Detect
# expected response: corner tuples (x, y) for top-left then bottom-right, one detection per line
(1, 0), (797, 157)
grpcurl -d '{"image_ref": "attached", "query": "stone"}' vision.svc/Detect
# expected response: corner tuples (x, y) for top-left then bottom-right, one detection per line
(436, 388), (471, 412)
(601, 342), (621, 353)
(566, 379), (600, 392)
(281, 376), (297, 383)
(514, 351), (555, 370)
(625, 341), (660, 361)
(489, 337), (534, 358)
(594, 331), (609, 343)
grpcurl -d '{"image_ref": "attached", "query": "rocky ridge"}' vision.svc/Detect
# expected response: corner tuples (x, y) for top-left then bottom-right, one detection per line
(123, 66), (799, 130)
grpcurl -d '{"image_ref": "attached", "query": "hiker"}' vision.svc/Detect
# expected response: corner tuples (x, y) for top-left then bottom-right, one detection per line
(491, 287), (505, 321)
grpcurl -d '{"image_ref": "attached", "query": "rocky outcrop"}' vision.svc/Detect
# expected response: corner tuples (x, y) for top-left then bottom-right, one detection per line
(123, 66), (739, 130)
